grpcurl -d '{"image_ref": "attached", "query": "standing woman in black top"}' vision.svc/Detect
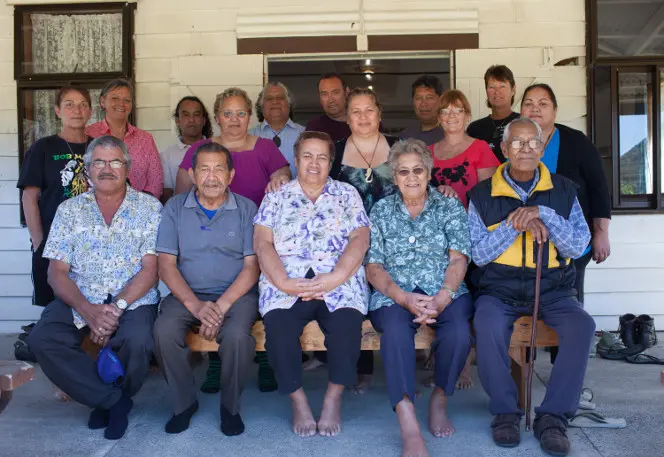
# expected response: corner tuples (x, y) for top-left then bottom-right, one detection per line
(520, 83), (611, 304)
(17, 86), (93, 307)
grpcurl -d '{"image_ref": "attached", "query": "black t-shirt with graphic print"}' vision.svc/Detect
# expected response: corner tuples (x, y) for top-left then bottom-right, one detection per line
(17, 135), (92, 239)
(466, 112), (520, 164)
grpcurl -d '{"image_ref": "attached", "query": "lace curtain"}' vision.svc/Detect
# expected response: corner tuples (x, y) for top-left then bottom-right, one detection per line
(23, 13), (122, 149)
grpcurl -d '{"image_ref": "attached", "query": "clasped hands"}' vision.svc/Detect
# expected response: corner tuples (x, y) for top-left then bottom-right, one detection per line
(401, 290), (452, 325)
(85, 303), (123, 345)
(506, 206), (549, 244)
(281, 272), (343, 301)
(194, 300), (229, 341)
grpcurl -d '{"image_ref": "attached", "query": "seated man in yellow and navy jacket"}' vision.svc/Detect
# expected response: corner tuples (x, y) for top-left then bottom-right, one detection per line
(467, 117), (594, 457)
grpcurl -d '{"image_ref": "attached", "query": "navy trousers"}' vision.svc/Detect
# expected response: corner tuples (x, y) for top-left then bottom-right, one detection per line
(473, 295), (596, 420)
(370, 293), (473, 409)
(28, 298), (157, 409)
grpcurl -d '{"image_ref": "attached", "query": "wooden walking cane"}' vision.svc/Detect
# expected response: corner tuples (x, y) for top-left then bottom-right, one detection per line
(525, 242), (544, 432)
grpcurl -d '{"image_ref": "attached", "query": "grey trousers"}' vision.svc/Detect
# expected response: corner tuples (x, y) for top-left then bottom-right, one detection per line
(28, 298), (157, 409)
(154, 292), (258, 416)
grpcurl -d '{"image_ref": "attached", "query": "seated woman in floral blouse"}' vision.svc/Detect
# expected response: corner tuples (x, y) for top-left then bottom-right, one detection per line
(253, 131), (370, 438)
(366, 139), (473, 457)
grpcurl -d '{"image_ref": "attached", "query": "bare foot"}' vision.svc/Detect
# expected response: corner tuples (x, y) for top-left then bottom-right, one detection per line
(455, 359), (473, 390)
(302, 358), (325, 372)
(349, 374), (372, 395)
(318, 383), (343, 437)
(290, 389), (316, 437)
(429, 387), (455, 437)
(52, 384), (71, 402)
(402, 434), (429, 457)
(396, 399), (429, 457)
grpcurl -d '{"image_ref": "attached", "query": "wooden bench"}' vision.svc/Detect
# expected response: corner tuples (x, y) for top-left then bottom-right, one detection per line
(186, 317), (558, 407)
(0, 361), (35, 415)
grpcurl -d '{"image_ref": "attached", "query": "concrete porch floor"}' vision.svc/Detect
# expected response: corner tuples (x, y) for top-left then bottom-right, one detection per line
(1, 332), (662, 457)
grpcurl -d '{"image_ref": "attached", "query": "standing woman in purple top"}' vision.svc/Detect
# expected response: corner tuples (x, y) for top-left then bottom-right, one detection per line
(175, 87), (291, 206)
(175, 87), (290, 393)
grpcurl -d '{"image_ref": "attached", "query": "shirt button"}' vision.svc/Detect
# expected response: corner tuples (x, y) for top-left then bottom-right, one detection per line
(408, 236), (416, 244)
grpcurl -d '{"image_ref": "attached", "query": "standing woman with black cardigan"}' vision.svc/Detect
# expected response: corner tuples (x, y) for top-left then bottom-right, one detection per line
(520, 83), (611, 304)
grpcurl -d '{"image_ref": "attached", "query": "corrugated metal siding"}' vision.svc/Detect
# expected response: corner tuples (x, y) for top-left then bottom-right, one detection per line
(236, 3), (478, 39)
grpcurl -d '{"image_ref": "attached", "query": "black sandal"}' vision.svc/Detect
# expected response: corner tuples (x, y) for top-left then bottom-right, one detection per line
(625, 353), (664, 364)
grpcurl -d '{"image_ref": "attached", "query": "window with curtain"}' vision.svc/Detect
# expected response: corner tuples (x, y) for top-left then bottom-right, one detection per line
(15, 3), (134, 161)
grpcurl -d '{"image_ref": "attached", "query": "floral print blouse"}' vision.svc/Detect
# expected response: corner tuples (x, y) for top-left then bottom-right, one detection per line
(253, 177), (371, 316)
(43, 185), (162, 328)
(366, 187), (471, 312)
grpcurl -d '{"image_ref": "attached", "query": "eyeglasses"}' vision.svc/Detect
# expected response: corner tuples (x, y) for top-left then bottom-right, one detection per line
(510, 138), (544, 150)
(272, 135), (281, 147)
(396, 167), (427, 177)
(90, 159), (126, 170)
(221, 110), (248, 119)
(439, 107), (465, 116)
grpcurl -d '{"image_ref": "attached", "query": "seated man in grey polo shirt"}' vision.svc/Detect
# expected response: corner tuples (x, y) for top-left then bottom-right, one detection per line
(154, 142), (259, 437)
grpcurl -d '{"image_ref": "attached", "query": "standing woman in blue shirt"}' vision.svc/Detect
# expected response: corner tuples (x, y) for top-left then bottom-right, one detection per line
(520, 83), (611, 305)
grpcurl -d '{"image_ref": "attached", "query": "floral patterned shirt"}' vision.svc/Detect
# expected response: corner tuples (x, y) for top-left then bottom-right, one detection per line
(253, 177), (371, 316)
(366, 187), (471, 311)
(86, 119), (163, 198)
(43, 185), (162, 328)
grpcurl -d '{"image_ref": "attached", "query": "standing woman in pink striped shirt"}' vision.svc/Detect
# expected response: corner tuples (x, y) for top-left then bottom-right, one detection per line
(86, 79), (163, 198)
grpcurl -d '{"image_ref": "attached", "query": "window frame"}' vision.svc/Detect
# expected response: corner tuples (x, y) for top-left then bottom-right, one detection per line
(587, 0), (664, 212)
(13, 2), (136, 225)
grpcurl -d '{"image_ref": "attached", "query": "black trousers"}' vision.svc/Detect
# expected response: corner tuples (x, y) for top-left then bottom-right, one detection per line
(573, 251), (592, 305)
(263, 298), (364, 395)
(31, 241), (54, 307)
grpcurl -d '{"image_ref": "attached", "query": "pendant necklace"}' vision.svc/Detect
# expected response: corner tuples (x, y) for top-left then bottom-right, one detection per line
(350, 135), (380, 183)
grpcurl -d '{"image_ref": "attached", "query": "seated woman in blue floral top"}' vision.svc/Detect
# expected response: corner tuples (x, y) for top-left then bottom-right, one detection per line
(253, 131), (370, 438)
(366, 138), (473, 457)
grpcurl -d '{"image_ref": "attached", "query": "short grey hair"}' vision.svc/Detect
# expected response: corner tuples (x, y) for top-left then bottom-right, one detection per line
(502, 117), (543, 144)
(84, 135), (132, 171)
(388, 139), (434, 174)
(256, 81), (295, 111)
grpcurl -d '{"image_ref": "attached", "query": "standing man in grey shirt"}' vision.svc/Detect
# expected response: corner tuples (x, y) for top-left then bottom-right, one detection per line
(154, 142), (259, 437)
(400, 75), (445, 145)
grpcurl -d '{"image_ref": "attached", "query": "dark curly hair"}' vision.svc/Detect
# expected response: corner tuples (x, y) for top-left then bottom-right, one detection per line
(173, 96), (213, 139)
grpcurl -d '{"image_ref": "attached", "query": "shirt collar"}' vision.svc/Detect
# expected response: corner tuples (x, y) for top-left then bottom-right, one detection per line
(502, 164), (540, 200)
(259, 119), (296, 132)
(100, 118), (137, 137)
(394, 185), (437, 217)
(176, 136), (207, 151)
(291, 177), (342, 198)
(184, 188), (238, 210)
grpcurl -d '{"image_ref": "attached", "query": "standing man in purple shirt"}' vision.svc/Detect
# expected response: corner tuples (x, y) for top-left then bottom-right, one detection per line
(305, 73), (351, 141)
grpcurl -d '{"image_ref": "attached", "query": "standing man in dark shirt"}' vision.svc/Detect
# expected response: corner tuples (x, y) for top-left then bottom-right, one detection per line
(400, 75), (445, 145)
(467, 65), (520, 163)
(305, 73), (351, 141)
(17, 86), (93, 308)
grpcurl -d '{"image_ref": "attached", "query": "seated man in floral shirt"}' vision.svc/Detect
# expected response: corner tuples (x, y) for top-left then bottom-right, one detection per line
(28, 136), (162, 441)
(253, 131), (370, 438)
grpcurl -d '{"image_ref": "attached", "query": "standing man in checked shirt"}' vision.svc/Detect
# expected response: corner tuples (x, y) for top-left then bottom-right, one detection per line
(28, 136), (162, 441)
(467, 117), (594, 457)
(250, 82), (305, 176)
